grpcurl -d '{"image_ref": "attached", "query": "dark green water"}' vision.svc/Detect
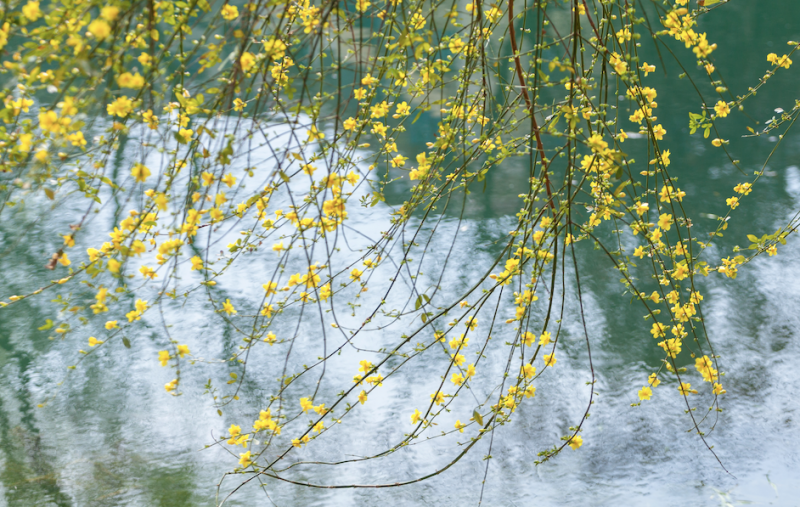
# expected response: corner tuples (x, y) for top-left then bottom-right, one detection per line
(1, 2), (800, 506)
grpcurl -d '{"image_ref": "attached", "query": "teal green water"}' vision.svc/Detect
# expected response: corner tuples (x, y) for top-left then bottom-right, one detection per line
(1, 2), (800, 506)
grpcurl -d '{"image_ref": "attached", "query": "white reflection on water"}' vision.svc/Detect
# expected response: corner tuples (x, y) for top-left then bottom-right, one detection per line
(0, 123), (798, 507)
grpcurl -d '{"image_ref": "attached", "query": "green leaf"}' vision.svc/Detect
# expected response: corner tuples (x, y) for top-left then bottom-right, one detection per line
(122, 337), (131, 348)
(473, 409), (484, 426)
(174, 131), (188, 145)
(38, 319), (54, 331)
(747, 234), (759, 243)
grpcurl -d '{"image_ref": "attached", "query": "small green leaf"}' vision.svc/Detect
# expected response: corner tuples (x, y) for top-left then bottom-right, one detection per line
(473, 409), (484, 426)
(122, 337), (131, 348)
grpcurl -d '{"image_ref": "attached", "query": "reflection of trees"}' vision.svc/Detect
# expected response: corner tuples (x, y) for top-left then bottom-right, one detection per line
(0, 331), (71, 506)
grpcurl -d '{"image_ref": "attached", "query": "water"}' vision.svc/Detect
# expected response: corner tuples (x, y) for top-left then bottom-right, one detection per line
(1, 2), (800, 506)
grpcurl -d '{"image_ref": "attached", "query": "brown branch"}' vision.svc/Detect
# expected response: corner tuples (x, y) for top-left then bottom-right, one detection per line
(581, 0), (602, 41)
(508, 0), (555, 211)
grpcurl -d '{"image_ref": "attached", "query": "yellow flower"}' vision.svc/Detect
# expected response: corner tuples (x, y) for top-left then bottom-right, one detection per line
(640, 62), (656, 76)
(221, 173), (236, 187)
(107, 258), (121, 273)
(117, 72), (145, 89)
(448, 36), (464, 54)
(393, 102), (410, 118)
(190, 256), (204, 271)
(411, 409), (422, 424)
(221, 4), (239, 20)
(455, 420), (466, 433)
(263, 38), (287, 59)
(177, 344), (190, 357)
(222, 298), (237, 315)
(767, 53), (792, 69)
(105, 320), (118, 330)
(638, 386), (652, 400)
(390, 154), (407, 167)
(521, 364), (536, 379)
(240, 51), (256, 72)
(358, 390), (368, 405)
(131, 163), (151, 182)
(88, 19), (112, 40)
(543, 353), (556, 367)
(238, 451), (252, 467)
(158, 350), (170, 366)
(407, 11), (425, 30)
(568, 435), (583, 450)
(101, 6), (120, 21)
(733, 182), (752, 195)
(22, 1), (42, 21)
(228, 424), (241, 442)
(714, 100), (730, 118)
(465, 364), (476, 379)
(88, 336), (103, 347)
(657, 213), (673, 231)
(39, 110), (63, 133)
(107, 96), (133, 117)
(307, 125), (324, 141)
(178, 128), (194, 143)
(139, 265), (157, 279)
(609, 52), (628, 74)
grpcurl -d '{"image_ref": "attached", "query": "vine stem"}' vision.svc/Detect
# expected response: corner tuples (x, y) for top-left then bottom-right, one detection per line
(508, 0), (555, 211)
